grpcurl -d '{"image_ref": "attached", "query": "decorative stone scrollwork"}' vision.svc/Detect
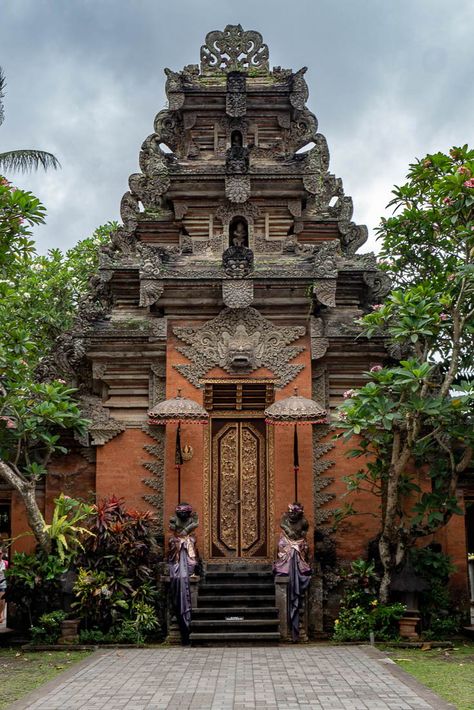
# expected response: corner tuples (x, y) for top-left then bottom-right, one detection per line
(173, 307), (305, 388)
(284, 108), (318, 154)
(287, 199), (302, 218)
(200, 25), (269, 74)
(78, 395), (125, 447)
(339, 222), (368, 256)
(312, 279), (337, 307)
(120, 191), (140, 229)
(290, 67), (309, 111)
(363, 270), (392, 302)
(164, 68), (186, 111)
(296, 240), (340, 278)
(139, 279), (164, 308)
(139, 135), (173, 176)
(222, 280), (254, 308)
(225, 175), (251, 203)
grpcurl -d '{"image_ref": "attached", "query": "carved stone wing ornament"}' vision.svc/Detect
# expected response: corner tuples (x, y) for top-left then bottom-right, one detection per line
(173, 307), (305, 388)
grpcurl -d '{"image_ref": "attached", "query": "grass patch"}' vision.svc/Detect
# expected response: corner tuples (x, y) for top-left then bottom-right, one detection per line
(0, 648), (91, 709)
(382, 642), (474, 710)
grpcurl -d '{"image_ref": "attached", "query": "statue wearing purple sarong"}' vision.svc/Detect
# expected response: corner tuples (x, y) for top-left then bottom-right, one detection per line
(168, 503), (198, 643)
(274, 503), (311, 641)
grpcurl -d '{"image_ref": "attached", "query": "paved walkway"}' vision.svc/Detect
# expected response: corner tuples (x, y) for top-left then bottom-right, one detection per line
(9, 646), (453, 710)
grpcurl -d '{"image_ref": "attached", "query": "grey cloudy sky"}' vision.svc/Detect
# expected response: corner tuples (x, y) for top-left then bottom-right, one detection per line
(1, 0), (473, 254)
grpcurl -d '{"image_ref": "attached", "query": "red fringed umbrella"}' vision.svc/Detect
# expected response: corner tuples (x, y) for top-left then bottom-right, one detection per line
(265, 387), (327, 501)
(148, 390), (208, 502)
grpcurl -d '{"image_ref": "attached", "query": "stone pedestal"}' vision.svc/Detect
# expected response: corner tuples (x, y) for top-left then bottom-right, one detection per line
(275, 575), (290, 641)
(275, 575), (309, 642)
(161, 575), (200, 644)
(58, 619), (80, 645)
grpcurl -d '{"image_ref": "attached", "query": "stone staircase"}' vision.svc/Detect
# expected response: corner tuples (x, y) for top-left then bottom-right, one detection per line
(190, 563), (280, 645)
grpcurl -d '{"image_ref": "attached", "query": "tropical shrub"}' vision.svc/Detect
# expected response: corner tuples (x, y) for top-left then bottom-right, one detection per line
(5, 552), (67, 629)
(332, 558), (405, 641)
(30, 610), (66, 645)
(72, 497), (164, 640)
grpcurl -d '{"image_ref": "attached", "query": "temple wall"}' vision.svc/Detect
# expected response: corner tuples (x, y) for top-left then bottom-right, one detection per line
(95, 429), (155, 510)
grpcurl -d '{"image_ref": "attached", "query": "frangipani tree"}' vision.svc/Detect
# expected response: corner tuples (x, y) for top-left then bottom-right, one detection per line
(0, 177), (112, 552)
(337, 146), (474, 602)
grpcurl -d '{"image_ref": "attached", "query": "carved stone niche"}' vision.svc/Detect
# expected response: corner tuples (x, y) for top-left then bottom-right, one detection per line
(215, 201), (260, 250)
(173, 307), (306, 388)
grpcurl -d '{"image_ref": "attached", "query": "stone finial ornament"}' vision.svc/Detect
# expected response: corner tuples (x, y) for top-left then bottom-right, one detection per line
(200, 25), (269, 74)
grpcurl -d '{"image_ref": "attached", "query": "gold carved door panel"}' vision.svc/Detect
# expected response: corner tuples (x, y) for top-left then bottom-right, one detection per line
(211, 419), (267, 558)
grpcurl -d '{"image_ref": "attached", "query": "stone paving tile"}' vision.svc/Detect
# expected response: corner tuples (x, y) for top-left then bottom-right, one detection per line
(7, 646), (454, 710)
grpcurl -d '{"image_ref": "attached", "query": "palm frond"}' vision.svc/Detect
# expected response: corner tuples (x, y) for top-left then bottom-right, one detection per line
(0, 149), (61, 173)
(0, 66), (6, 127)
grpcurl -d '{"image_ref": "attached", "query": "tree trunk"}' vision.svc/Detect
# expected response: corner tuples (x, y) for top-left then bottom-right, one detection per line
(0, 459), (51, 554)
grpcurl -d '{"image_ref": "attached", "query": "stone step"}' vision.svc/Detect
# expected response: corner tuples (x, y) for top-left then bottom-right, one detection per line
(192, 619), (279, 629)
(206, 563), (272, 573)
(190, 631), (280, 644)
(197, 595), (276, 607)
(199, 582), (275, 593)
(193, 606), (278, 618)
(203, 575), (274, 585)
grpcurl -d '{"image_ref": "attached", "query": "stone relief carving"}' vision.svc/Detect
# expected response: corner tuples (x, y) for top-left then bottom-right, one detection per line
(149, 361), (166, 407)
(222, 280), (254, 308)
(225, 175), (251, 203)
(310, 318), (329, 360)
(253, 235), (282, 254)
(222, 242), (254, 277)
(78, 395), (125, 447)
(226, 71), (247, 117)
(142, 424), (165, 531)
(200, 25), (269, 74)
(173, 307), (305, 388)
(215, 200), (260, 226)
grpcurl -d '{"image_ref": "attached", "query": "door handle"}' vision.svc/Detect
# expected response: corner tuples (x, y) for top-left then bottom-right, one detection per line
(234, 499), (241, 505)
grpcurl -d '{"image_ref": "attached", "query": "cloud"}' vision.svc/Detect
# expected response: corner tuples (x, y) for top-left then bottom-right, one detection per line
(0, 0), (473, 254)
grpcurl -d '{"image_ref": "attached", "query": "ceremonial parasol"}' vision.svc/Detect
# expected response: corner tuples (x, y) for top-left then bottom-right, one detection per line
(148, 390), (208, 502)
(265, 387), (327, 501)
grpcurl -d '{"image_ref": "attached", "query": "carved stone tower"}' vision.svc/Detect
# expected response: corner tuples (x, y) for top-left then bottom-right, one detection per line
(28, 26), (393, 583)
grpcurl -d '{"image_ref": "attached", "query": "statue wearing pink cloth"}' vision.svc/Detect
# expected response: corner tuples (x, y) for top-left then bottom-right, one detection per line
(274, 503), (312, 640)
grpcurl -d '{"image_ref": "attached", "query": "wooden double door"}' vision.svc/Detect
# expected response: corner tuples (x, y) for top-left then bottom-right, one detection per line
(210, 418), (268, 559)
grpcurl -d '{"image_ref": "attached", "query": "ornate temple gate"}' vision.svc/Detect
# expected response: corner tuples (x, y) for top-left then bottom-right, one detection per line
(204, 380), (273, 560)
